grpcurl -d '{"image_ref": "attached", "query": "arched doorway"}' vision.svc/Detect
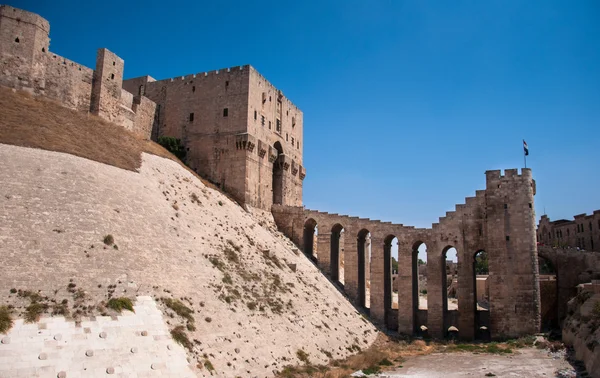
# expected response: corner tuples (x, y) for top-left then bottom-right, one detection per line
(442, 245), (459, 338)
(357, 229), (371, 309)
(384, 235), (397, 330)
(272, 142), (284, 205)
(473, 250), (490, 339)
(538, 255), (558, 331)
(412, 241), (428, 334)
(331, 224), (344, 285)
(303, 218), (318, 262)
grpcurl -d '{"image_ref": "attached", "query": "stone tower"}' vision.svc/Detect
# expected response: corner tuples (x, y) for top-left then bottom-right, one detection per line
(485, 168), (541, 337)
(90, 48), (125, 124)
(123, 66), (305, 211)
(0, 5), (49, 91)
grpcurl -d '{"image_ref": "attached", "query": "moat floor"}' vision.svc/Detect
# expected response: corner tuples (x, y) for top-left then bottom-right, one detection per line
(382, 348), (573, 377)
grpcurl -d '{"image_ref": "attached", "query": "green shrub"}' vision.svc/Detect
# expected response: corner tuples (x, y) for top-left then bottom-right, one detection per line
(171, 325), (193, 350)
(103, 234), (114, 245)
(0, 306), (13, 333)
(25, 302), (48, 323)
(209, 256), (225, 271)
(363, 365), (381, 374)
(107, 297), (134, 313)
(296, 349), (310, 364)
(222, 273), (233, 285)
(162, 298), (194, 323)
(157, 136), (186, 160)
(204, 359), (215, 371)
(51, 302), (69, 317)
(224, 245), (239, 263)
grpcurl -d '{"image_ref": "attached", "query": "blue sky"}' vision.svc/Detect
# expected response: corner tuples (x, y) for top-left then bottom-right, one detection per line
(15, 0), (600, 228)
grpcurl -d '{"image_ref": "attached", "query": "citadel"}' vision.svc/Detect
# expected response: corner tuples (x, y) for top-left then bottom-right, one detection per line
(0, 2), (598, 352)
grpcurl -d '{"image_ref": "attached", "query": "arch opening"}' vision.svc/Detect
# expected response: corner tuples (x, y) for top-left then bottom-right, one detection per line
(442, 245), (459, 338)
(303, 218), (318, 262)
(473, 250), (490, 340)
(357, 229), (371, 309)
(412, 241), (428, 335)
(331, 224), (345, 286)
(272, 142), (284, 205)
(538, 255), (558, 332)
(384, 235), (398, 330)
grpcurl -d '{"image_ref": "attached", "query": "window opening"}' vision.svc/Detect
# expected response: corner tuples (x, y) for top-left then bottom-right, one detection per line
(189, 113), (194, 122)
(14, 37), (19, 43)
(223, 108), (228, 117)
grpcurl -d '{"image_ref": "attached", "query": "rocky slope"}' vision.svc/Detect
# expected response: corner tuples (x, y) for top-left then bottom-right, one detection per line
(0, 89), (377, 377)
(562, 285), (600, 378)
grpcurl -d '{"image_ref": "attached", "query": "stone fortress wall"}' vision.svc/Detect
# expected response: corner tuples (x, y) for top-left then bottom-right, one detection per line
(0, 5), (156, 138)
(123, 66), (305, 211)
(0, 4), (305, 211)
(2, 4), (594, 345)
(273, 168), (541, 340)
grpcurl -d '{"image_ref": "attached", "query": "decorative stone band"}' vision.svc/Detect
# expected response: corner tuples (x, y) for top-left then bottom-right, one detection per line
(235, 133), (256, 152)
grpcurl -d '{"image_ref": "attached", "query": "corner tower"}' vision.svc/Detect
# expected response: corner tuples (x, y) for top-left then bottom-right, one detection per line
(0, 5), (49, 60)
(484, 168), (541, 337)
(0, 5), (49, 90)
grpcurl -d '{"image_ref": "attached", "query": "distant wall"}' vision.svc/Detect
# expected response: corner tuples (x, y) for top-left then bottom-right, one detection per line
(538, 210), (600, 251)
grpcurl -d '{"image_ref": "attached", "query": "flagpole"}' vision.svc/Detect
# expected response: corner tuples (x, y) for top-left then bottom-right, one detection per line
(524, 152), (527, 168)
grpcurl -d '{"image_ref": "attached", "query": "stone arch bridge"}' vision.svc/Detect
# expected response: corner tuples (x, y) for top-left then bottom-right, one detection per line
(273, 169), (541, 340)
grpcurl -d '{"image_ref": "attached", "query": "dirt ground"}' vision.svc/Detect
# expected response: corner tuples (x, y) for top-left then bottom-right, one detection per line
(379, 348), (574, 377)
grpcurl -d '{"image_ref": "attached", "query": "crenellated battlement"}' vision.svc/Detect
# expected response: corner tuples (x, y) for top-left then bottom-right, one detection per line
(164, 65), (251, 83)
(485, 168), (532, 183)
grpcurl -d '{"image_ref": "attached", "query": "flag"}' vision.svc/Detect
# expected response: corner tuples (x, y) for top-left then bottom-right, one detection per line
(523, 140), (529, 156)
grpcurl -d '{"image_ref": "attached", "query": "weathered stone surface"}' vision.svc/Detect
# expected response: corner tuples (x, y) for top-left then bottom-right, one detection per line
(0, 143), (378, 377)
(0, 297), (194, 377)
(0, 6), (156, 139)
